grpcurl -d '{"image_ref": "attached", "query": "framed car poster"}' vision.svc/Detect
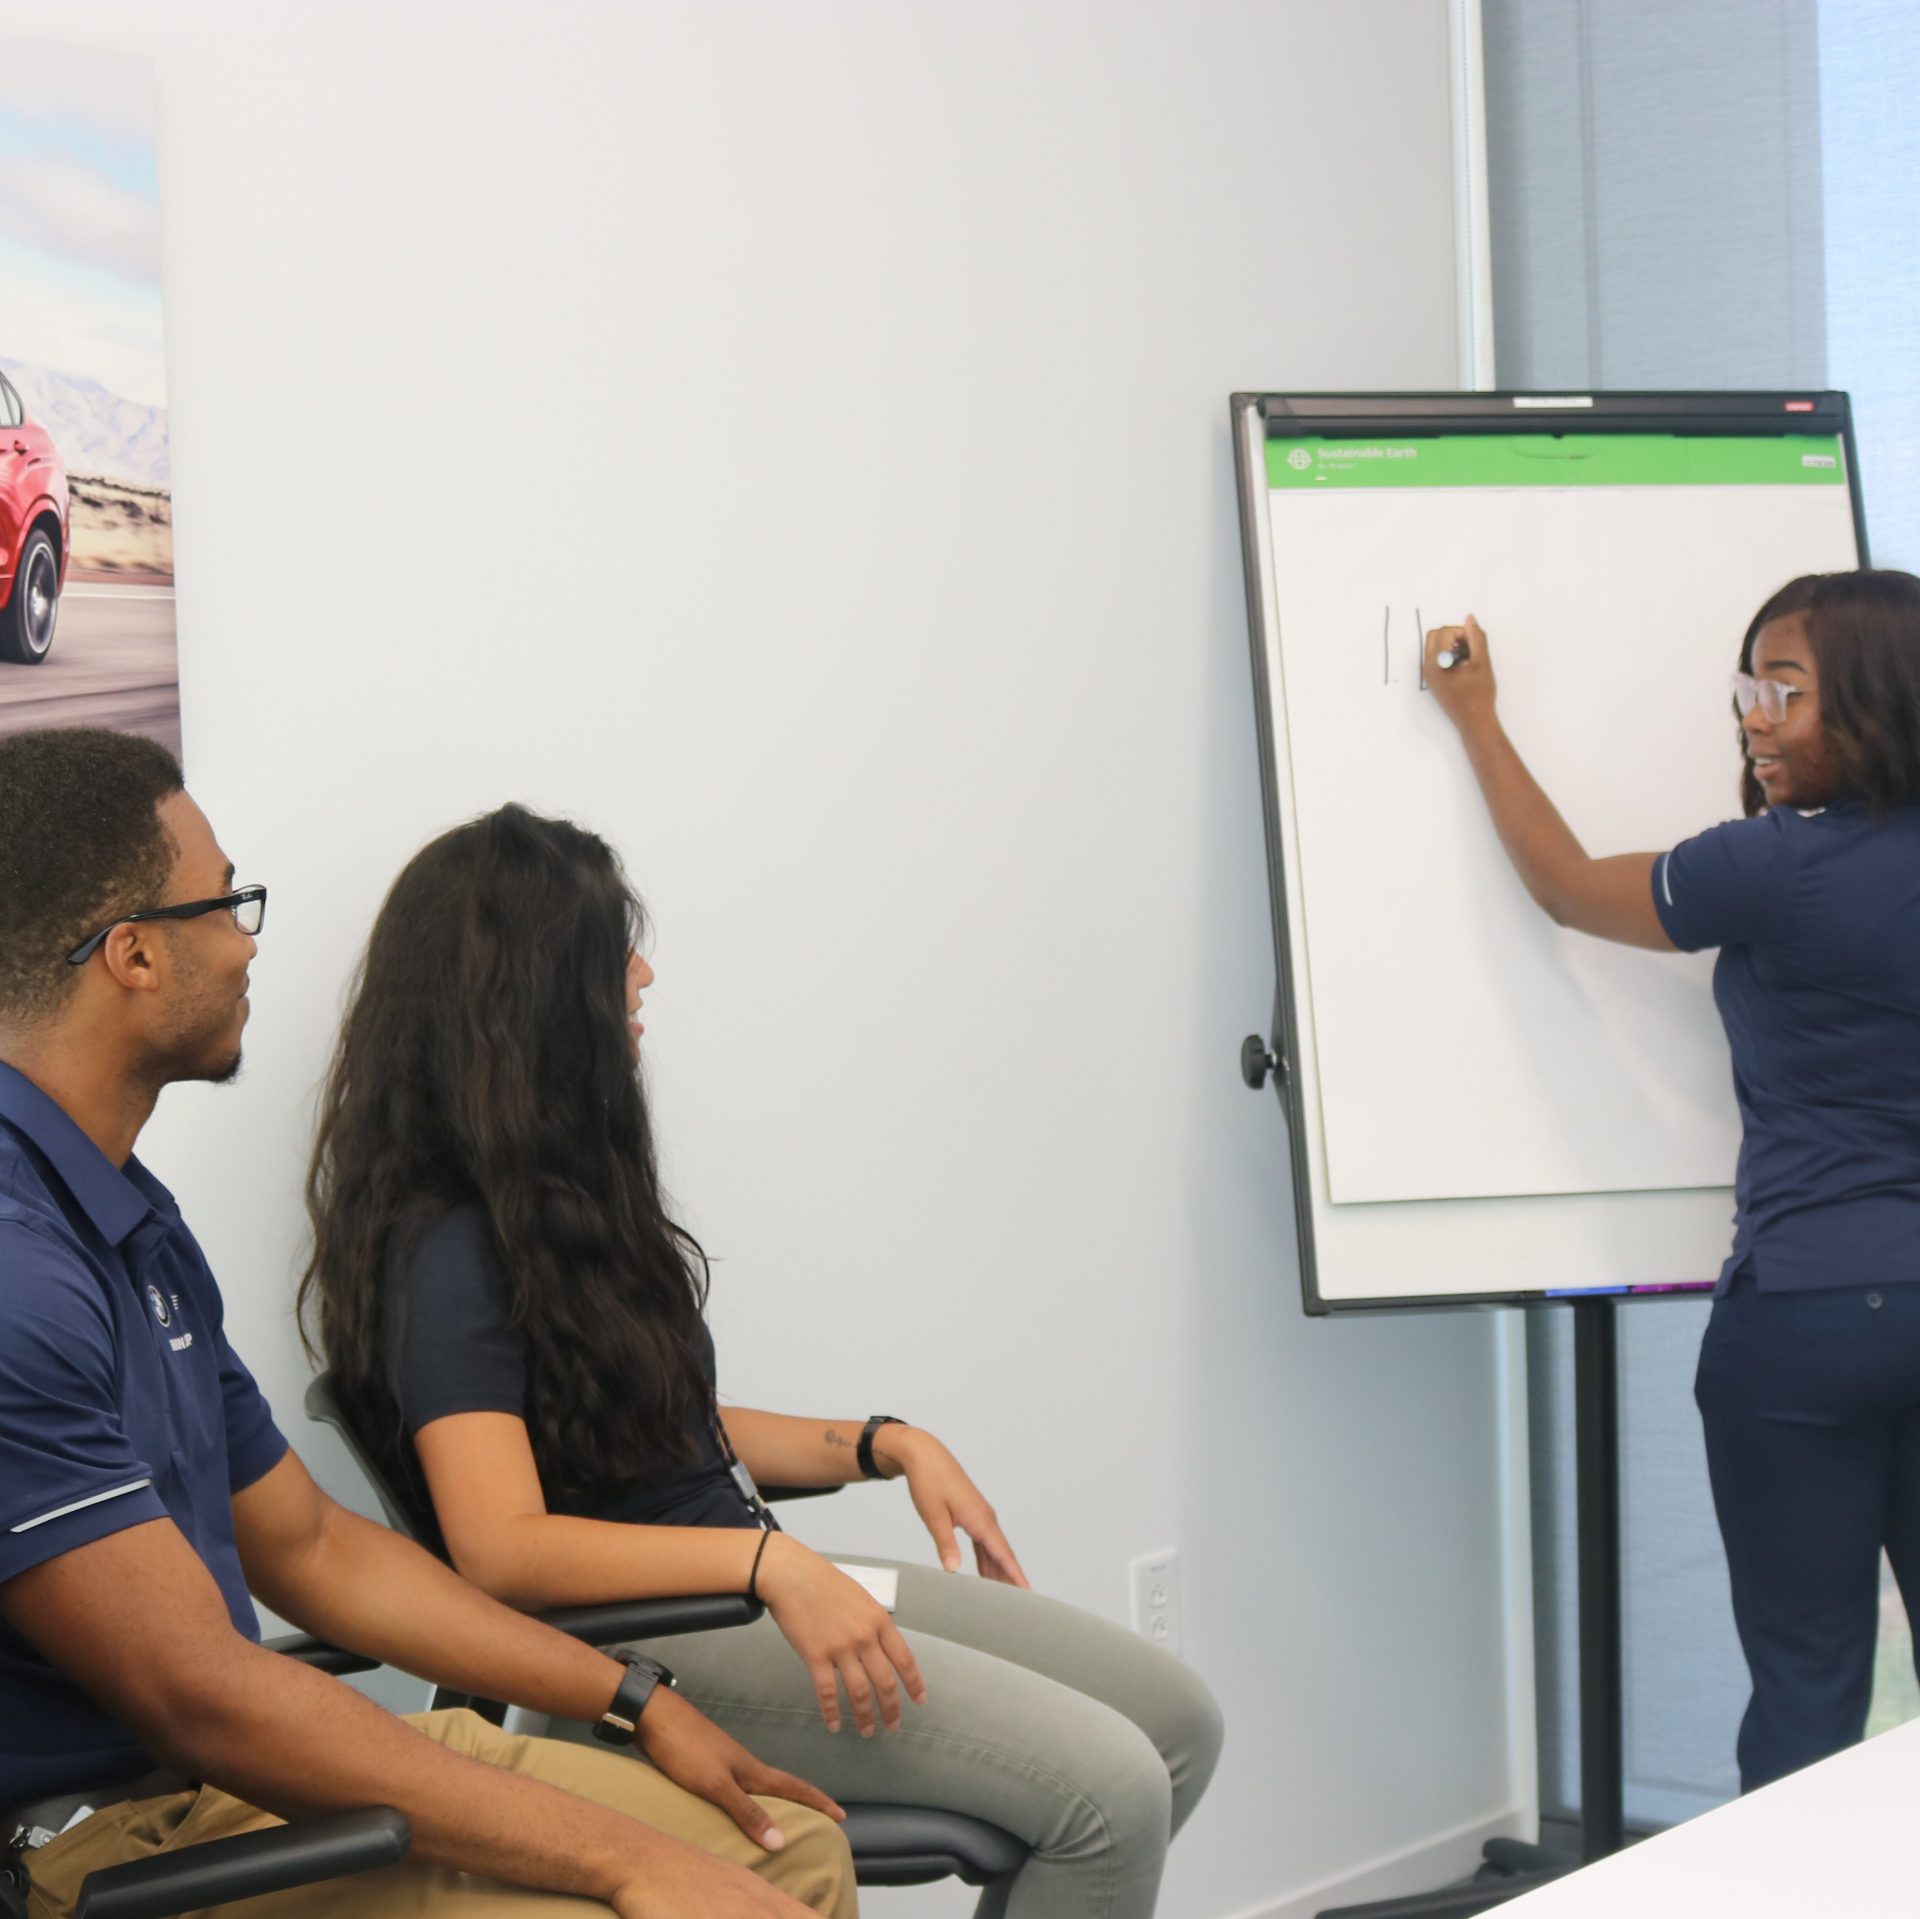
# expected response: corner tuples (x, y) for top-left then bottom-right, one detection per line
(0, 34), (178, 756)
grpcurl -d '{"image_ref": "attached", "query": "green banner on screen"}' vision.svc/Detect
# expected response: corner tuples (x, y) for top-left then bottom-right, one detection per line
(1266, 433), (1846, 491)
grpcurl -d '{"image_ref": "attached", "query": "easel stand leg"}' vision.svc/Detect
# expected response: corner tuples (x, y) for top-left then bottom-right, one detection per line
(1574, 1295), (1625, 1860)
(1318, 1298), (1626, 1919)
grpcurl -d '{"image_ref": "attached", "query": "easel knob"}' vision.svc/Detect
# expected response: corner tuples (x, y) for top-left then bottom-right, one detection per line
(1240, 1034), (1281, 1090)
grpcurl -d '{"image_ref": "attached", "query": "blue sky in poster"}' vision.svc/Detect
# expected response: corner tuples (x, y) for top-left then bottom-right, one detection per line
(0, 35), (166, 407)
(0, 113), (159, 202)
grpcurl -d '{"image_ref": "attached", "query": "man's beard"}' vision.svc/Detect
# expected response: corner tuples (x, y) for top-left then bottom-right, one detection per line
(143, 1017), (244, 1090)
(198, 1047), (244, 1086)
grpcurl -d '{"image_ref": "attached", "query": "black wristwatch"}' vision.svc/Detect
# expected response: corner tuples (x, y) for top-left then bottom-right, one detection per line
(857, 1414), (908, 1480)
(593, 1653), (676, 1745)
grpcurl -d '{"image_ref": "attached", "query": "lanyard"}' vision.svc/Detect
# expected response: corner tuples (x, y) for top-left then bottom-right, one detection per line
(708, 1399), (780, 1532)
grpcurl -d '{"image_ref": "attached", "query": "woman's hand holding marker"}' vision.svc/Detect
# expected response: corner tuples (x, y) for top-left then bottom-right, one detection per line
(1424, 614), (1495, 728)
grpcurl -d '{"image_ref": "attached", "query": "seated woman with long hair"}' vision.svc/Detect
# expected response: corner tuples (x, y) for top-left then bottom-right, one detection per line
(300, 805), (1223, 1919)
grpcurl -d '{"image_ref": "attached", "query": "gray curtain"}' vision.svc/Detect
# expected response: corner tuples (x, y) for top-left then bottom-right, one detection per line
(1486, 0), (1825, 394)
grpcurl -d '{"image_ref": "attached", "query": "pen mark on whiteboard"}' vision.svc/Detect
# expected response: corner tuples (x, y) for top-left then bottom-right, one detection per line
(1416, 606), (1426, 691)
(1383, 605), (1390, 686)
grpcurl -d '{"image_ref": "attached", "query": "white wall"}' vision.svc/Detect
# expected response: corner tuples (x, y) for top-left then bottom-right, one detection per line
(0, 4), (1523, 1912)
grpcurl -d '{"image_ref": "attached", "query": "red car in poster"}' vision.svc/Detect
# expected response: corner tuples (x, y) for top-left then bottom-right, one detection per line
(0, 367), (70, 666)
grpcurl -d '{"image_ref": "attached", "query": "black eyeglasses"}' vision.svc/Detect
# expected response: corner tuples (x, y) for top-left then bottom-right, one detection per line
(66, 885), (269, 967)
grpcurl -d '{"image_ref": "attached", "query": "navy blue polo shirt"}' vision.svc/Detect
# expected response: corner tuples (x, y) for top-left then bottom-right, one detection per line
(0, 1063), (287, 1805)
(1653, 799), (1920, 1294)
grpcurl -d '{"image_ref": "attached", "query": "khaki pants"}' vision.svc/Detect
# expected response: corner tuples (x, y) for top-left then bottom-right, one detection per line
(21, 1709), (854, 1919)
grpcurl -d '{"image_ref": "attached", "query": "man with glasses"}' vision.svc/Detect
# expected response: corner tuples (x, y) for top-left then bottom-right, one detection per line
(0, 728), (855, 1919)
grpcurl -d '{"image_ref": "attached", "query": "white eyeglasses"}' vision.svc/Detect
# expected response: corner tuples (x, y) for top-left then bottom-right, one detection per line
(1731, 672), (1805, 724)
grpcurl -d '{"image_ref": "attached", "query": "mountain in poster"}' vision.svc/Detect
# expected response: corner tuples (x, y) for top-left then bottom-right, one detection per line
(0, 352), (169, 491)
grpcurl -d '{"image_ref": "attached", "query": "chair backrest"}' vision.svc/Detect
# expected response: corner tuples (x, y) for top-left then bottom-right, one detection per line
(303, 1372), (444, 1553)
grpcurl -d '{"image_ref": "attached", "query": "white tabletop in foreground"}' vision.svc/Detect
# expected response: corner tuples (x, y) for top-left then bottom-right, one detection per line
(1499, 1719), (1920, 1916)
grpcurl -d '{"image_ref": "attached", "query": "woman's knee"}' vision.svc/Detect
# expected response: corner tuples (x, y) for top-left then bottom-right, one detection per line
(1163, 1663), (1226, 1825)
(1052, 1714), (1174, 1862)
(1093, 1638), (1223, 1832)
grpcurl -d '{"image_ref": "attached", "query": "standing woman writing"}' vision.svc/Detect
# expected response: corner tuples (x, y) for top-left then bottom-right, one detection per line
(1424, 569), (1920, 1791)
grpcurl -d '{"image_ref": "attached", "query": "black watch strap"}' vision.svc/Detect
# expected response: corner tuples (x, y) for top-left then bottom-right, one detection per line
(857, 1415), (907, 1481)
(593, 1654), (675, 1745)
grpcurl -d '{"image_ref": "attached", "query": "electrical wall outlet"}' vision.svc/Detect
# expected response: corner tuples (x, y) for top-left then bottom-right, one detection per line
(1128, 1547), (1183, 1656)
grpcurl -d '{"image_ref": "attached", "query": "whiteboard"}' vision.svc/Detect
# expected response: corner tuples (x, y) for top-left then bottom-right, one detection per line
(1233, 394), (1867, 1309)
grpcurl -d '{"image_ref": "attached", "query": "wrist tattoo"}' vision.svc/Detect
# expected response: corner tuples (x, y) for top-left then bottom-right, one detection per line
(824, 1428), (853, 1451)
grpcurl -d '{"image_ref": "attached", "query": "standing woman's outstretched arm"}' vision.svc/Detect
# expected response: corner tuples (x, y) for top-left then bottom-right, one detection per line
(1423, 616), (1676, 952)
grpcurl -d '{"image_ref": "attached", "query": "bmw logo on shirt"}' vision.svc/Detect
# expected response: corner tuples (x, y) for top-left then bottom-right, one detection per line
(146, 1283), (194, 1351)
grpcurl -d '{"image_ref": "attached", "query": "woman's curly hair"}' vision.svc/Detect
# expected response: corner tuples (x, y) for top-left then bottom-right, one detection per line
(299, 804), (706, 1521)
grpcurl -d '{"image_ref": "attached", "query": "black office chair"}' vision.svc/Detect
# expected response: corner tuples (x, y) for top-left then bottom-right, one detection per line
(305, 1373), (1027, 1891)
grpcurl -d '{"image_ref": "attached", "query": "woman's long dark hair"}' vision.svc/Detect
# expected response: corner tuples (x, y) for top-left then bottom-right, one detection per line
(1736, 569), (1920, 818)
(299, 804), (707, 1517)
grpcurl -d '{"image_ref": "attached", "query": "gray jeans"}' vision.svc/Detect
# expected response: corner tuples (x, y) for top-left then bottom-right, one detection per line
(554, 1556), (1224, 1919)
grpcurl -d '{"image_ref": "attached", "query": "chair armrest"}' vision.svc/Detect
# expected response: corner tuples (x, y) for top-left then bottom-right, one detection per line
(539, 1594), (763, 1641)
(73, 1808), (408, 1919)
(837, 1804), (1028, 1888)
(261, 1632), (384, 1677)
(266, 1595), (762, 1689)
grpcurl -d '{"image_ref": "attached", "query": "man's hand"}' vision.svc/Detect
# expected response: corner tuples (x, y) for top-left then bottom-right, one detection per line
(610, 1842), (827, 1919)
(636, 1685), (845, 1847)
(1424, 614), (1497, 731)
(875, 1427), (1029, 1588)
